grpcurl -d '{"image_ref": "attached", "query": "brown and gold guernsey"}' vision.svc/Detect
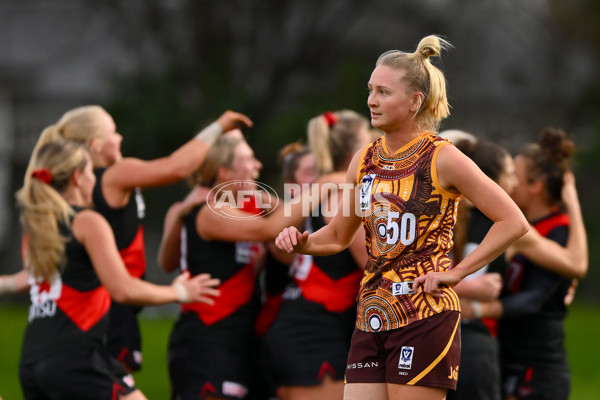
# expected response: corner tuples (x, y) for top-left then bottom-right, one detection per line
(356, 134), (461, 332)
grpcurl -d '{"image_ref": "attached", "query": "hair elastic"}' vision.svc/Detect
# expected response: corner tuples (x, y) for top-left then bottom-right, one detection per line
(322, 111), (338, 127)
(31, 169), (53, 184)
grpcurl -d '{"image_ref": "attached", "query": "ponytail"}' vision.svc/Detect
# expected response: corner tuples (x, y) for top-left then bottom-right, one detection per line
(26, 105), (110, 178)
(17, 140), (88, 281)
(414, 36), (452, 123)
(308, 110), (369, 175)
(308, 115), (335, 174)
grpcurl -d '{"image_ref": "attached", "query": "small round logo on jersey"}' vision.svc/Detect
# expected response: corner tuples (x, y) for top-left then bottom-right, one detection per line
(207, 180), (279, 220)
(377, 222), (387, 238)
(368, 314), (383, 332)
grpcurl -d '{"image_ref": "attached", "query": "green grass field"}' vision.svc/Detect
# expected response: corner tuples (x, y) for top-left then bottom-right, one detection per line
(1, 302), (599, 399)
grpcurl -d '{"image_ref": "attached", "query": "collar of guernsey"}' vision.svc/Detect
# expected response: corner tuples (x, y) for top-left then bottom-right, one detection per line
(355, 134), (462, 332)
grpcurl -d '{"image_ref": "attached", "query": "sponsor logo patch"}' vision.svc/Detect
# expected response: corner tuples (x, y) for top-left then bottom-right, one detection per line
(346, 361), (379, 369)
(282, 286), (302, 300)
(133, 350), (143, 364)
(222, 381), (248, 398)
(28, 275), (62, 322)
(368, 314), (383, 332)
(392, 281), (414, 295)
(235, 241), (263, 264)
(448, 365), (459, 380)
(134, 189), (145, 219)
(123, 374), (135, 387)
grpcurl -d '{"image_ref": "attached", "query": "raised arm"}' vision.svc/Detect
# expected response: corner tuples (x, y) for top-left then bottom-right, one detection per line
(506, 171), (587, 279)
(414, 145), (529, 296)
(102, 111), (253, 197)
(75, 210), (220, 306)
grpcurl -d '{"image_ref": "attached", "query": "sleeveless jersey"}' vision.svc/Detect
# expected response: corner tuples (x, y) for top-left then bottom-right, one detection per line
(462, 207), (505, 338)
(21, 208), (111, 364)
(283, 207), (363, 313)
(179, 203), (263, 326)
(499, 211), (571, 366)
(356, 134), (461, 332)
(93, 168), (147, 278)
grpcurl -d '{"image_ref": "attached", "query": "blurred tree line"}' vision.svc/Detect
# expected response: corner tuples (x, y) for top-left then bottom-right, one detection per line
(2, 0), (599, 301)
(92, 0), (600, 300)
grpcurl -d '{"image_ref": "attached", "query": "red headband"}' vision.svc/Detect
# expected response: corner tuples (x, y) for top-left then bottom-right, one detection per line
(31, 169), (53, 184)
(322, 111), (338, 127)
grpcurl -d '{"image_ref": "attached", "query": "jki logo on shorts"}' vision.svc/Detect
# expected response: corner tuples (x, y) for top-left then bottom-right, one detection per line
(448, 365), (459, 381)
(398, 346), (414, 370)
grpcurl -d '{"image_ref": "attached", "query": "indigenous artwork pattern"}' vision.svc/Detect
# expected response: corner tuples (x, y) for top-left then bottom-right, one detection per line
(356, 135), (462, 332)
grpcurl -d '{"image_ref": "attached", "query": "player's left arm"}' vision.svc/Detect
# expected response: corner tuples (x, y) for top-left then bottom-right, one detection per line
(414, 145), (529, 296)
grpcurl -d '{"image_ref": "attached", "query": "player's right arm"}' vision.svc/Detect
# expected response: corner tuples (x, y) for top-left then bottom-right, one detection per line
(275, 149), (364, 256)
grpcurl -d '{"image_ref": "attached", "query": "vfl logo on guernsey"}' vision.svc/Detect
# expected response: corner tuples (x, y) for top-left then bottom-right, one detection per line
(360, 174), (375, 210)
(398, 346), (414, 370)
